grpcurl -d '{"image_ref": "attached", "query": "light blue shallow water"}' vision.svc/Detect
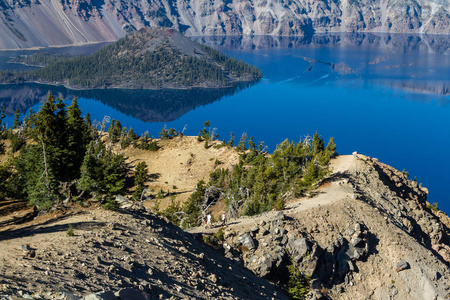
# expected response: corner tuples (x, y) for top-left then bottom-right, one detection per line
(1, 33), (449, 212)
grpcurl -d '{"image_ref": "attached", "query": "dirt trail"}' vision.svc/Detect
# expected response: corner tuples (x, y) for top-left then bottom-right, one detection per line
(189, 154), (358, 235)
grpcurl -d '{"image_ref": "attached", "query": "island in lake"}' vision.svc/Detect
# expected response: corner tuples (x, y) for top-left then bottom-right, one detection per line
(0, 28), (262, 90)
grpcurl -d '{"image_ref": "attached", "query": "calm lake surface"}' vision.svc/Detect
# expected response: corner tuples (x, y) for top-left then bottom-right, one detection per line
(1, 33), (449, 212)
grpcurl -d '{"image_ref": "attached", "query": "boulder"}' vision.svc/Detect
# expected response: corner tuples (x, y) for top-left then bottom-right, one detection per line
(238, 232), (256, 250)
(258, 256), (273, 276)
(83, 291), (115, 300)
(288, 238), (309, 257)
(207, 274), (218, 283)
(115, 288), (150, 300)
(61, 292), (81, 300)
(250, 226), (259, 236)
(395, 260), (410, 272)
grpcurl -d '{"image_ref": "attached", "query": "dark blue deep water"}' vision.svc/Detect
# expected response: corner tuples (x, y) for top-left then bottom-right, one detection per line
(1, 33), (450, 212)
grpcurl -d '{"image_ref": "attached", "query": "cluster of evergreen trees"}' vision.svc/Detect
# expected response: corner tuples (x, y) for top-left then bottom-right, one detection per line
(9, 53), (72, 67)
(0, 30), (262, 89)
(0, 92), (155, 210)
(216, 134), (336, 217)
(158, 127), (336, 229)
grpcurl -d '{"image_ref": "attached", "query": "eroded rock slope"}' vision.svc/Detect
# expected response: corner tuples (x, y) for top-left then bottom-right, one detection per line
(0, 0), (449, 49)
(0, 208), (287, 299)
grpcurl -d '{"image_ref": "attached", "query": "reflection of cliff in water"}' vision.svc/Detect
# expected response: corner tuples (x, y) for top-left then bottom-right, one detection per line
(0, 81), (258, 121)
(380, 80), (450, 105)
(193, 33), (450, 103)
(194, 33), (450, 54)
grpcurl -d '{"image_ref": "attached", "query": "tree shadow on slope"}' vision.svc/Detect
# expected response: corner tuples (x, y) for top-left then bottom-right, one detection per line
(0, 211), (103, 242)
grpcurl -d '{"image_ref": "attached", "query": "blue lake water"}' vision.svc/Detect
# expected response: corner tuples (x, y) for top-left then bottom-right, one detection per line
(1, 33), (450, 212)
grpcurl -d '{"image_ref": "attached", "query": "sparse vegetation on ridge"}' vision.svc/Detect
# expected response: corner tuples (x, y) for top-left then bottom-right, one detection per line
(166, 126), (337, 229)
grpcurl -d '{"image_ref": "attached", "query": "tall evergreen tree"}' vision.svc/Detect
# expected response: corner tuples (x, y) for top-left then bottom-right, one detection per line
(133, 161), (148, 200)
(35, 92), (57, 142)
(325, 137), (337, 158)
(66, 98), (91, 179)
(311, 133), (325, 156)
(12, 109), (21, 129)
(237, 132), (248, 151)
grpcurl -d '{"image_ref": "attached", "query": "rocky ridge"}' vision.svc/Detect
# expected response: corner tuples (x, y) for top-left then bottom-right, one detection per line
(191, 154), (450, 299)
(0, 0), (449, 49)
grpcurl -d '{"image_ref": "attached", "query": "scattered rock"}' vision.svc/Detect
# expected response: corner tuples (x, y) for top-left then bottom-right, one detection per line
(395, 260), (410, 272)
(61, 292), (81, 300)
(178, 246), (188, 254)
(208, 274), (218, 284)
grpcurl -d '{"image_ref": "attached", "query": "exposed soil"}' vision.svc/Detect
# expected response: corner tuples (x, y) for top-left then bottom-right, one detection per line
(118, 136), (239, 210)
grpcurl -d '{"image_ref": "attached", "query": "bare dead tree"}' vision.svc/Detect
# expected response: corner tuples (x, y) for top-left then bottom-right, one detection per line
(180, 124), (188, 137)
(173, 211), (187, 228)
(93, 116), (110, 147)
(227, 186), (250, 219)
(200, 185), (222, 226)
(302, 134), (312, 148)
(210, 127), (218, 141)
(41, 139), (49, 182)
(118, 129), (126, 150)
(60, 180), (77, 206)
(259, 144), (269, 154)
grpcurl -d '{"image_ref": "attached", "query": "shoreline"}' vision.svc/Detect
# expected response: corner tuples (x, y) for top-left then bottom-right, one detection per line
(1, 31), (450, 51)
(0, 77), (261, 91)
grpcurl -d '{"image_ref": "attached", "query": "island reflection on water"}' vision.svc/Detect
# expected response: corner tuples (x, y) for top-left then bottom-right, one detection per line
(0, 81), (258, 122)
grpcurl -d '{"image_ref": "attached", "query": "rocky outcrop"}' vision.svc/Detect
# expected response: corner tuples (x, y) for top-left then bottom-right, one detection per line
(0, 0), (449, 49)
(219, 214), (372, 296)
(193, 154), (450, 299)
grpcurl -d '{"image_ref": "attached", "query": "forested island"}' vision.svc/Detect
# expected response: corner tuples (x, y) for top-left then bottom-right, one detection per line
(0, 28), (262, 90)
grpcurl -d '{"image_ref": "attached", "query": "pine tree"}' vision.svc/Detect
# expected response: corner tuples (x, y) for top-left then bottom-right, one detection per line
(34, 92), (57, 142)
(237, 132), (248, 151)
(182, 180), (206, 229)
(128, 127), (138, 146)
(248, 136), (256, 151)
(133, 161), (148, 200)
(27, 164), (59, 210)
(77, 141), (127, 208)
(311, 133), (324, 156)
(228, 132), (235, 147)
(12, 109), (21, 129)
(325, 137), (337, 158)
(0, 107), (5, 154)
(108, 119), (122, 143)
(140, 131), (150, 149)
(287, 260), (310, 299)
(66, 98), (91, 179)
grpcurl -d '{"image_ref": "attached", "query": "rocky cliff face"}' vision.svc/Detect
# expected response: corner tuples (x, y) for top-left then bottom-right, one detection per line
(0, 0), (449, 49)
